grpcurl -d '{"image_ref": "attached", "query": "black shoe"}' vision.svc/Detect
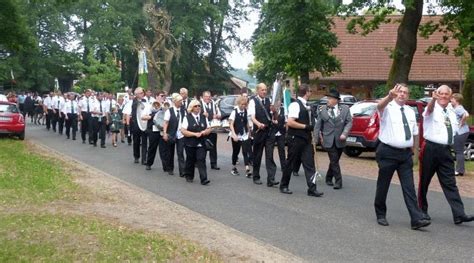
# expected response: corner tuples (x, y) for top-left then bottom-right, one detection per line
(66, 136), (70, 139)
(186, 178), (193, 183)
(201, 179), (211, 185)
(211, 166), (220, 170)
(326, 181), (334, 186)
(307, 190), (324, 197)
(245, 170), (252, 178)
(82, 140), (86, 144)
(168, 171), (174, 175)
(267, 181), (280, 187)
(280, 188), (293, 194)
(377, 218), (389, 226)
(454, 214), (474, 225)
(179, 173), (185, 178)
(253, 179), (262, 185)
(128, 142), (132, 146)
(411, 219), (431, 230)
(134, 158), (139, 164)
(72, 137), (76, 140)
(101, 145), (106, 148)
(93, 143), (97, 147)
(121, 140), (125, 143)
(145, 165), (151, 170)
(292, 172), (299, 177)
(333, 184), (342, 190)
(422, 212), (431, 221)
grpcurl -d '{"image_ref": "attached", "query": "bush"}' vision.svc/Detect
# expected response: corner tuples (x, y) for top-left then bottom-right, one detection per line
(374, 84), (425, 99)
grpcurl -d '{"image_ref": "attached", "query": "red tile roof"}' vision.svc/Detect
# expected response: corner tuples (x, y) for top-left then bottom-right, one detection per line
(312, 16), (463, 82)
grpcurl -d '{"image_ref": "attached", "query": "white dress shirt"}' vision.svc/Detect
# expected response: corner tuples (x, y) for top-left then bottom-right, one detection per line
(79, 96), (93, 113)
(43, 96), (53, 109)
(62, 99), (78, 115)
(51, 96), (65, 110)
(423, 102), (458, 145)
(91, 100), (109, 118)
(229, 108), (249, 141)
(379, 101), (418, 148)
(288, 97), (308, 119)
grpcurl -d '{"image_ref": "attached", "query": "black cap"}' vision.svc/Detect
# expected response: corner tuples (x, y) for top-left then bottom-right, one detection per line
(325, 89), (340, 100)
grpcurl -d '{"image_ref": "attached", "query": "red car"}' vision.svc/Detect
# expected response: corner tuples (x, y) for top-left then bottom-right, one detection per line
(344, 100), (426, 157)
(0, 101), (25, 140)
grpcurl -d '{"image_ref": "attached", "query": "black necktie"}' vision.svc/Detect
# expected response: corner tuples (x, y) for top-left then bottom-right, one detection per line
(100, 101), (102, 113)
(176, 109), (180, 121)
(443, 108), (453, 144)
(400, 107), (411, 141)
(71, 100), (74, 114)
(196, 116), (200, 124)
(87, 99), (90, 112)
(57, 100), (60, 109)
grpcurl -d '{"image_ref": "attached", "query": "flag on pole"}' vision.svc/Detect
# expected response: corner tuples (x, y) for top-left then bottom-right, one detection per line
(10, 69), (15, 80)
(138, 49), (148, 89)
(283, 87), (291, 116)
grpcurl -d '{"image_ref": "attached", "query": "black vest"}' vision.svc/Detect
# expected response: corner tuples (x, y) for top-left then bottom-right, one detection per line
(184, 113), (207, 147)
(167, 108), (180, 137)
(233, 108), (248, 135)
(253, 96), (271, 127)
(287, 100), (311, 141)
(276, 105), (286, 135)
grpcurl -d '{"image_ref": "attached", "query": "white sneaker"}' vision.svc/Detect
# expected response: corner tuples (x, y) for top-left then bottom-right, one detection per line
(231, 168), (240, 176)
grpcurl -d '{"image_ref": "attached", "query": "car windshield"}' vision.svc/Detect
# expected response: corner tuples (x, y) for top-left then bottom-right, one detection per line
(350, 102), (377, 117)
(0, 104), (19, 113)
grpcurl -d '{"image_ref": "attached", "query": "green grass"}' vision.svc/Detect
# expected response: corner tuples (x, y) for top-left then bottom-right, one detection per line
(0, 139), (79, 205)
(0, 138), (221, 262)
(0, 213), (219, 262)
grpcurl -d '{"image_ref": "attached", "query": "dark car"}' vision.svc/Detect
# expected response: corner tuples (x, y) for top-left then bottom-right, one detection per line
(217, 95), (239, 120)
(0, 101), (25, 140)
(343, 100), (426, 157)
(464, 125), (474, 160)
(318, 94), (359, 107)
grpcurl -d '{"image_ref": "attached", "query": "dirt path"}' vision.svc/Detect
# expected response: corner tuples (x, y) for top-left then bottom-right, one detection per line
(28, 141), (303, 263)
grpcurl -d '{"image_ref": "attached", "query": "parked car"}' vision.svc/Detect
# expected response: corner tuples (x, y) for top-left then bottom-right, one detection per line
(218, 95), (239, 120)
(0, 94), (7, 102)
(343, 99), (426, 157)
(0, 101), (25, 140)
(464, 125), (474, 160)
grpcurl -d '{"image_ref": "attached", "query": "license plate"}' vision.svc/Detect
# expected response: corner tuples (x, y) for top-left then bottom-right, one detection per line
(0, 116), (11, 122)
(347, 136), (357, 143)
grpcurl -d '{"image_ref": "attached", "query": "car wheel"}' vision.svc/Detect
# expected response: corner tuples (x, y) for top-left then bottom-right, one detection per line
(18, 131), (25, 140)
(464, 142), (473, 161)
(344, 147), (363, 157)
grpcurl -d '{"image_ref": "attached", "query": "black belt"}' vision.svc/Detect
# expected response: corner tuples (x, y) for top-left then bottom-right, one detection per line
(381, 143), (411, 151)
(426, 140), (451, 149)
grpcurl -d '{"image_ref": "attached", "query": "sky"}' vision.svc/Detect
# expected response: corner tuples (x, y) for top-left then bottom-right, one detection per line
(226, 9), (259, 70)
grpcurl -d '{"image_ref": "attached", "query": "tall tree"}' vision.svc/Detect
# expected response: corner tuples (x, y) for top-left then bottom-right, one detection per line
(251, 0), (340, 84)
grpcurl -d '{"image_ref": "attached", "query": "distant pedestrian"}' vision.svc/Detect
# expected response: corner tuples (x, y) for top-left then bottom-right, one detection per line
(450, 93), (469, 176)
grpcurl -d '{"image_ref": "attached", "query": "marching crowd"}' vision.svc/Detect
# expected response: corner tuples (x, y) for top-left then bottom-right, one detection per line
(10, 82), (474, 229)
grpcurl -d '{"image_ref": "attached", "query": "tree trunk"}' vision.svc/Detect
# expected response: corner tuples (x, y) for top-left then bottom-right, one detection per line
(386, 0), (424, 89)
(300, 71), (310, 84)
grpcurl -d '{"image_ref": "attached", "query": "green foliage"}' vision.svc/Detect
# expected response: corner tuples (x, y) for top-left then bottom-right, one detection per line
(251, 0), (340, 84)
(0, 140), (79, 205)
(374, 83), (425, 99)
(74, 52), (124, 93)
(0, 0), (35, 51)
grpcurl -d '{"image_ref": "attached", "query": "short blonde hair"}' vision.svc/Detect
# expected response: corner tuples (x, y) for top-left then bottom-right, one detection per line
(187, 99), (201, 113)
(452, 93), (463, 104)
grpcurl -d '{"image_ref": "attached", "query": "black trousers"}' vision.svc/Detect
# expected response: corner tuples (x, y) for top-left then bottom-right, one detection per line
(46, 109), (53, 130)
(324, 142), (344, 186)
(146, 131), (161, 167)
(231, 139), (251, 166)
(124, 124), (132, 144)
(252, 129), (277, 183)
(132, 128), (147, 163)
(176, 138), (186, 176)
(280, 136), (317, 192)
(418, 141), (466, 220)
(91, 117), (106, 146)
(80, 112), (91, 143)
(65, 113), (78, 139)
(58, 112), (64, 134)
(184, 146), (208, 183)
(161, 139), (176, 172)
(275, 135), (286, 170)
(208, 132), (218, 167)
(374, 143), (423, 223)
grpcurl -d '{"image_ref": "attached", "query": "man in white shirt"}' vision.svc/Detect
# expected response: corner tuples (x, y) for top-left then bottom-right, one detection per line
(90, 92), (109, 148)
(418, 85), (474, 225)
(162, 94), (184, 175)
(374, 83), (430, 230)
(201, 91), (221, 170)
(43, 92), (54, 130)
(78, 89), (94, 144)
(51, 91), (65, 134)
(62, 92), (79, 140)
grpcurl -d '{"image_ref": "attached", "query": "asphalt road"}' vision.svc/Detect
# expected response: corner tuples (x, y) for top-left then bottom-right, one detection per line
(26, 125), (474, 262)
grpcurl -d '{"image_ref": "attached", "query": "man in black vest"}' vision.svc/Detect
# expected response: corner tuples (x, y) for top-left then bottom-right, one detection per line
(201, 90), (221, 170)
(125, 87), (147, 164)
(162, 94), (184, 175)
(280, 84), (323, 197)
(248, 83), (278, 186)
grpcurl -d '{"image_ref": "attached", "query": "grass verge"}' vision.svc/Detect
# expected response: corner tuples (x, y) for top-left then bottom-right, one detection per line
(0, 139), (221, 262)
